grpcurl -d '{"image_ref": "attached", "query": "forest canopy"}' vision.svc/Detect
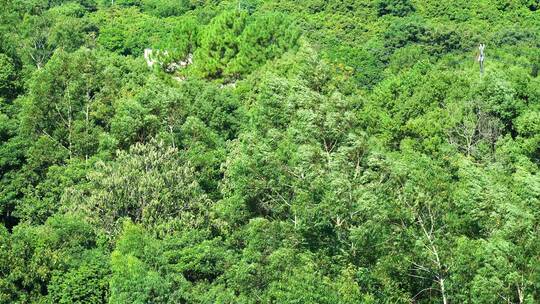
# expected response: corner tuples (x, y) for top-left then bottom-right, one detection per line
(0, 0), (539, 303)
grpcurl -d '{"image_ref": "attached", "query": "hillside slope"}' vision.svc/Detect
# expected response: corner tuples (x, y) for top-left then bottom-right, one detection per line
(0, 0), (539, 303)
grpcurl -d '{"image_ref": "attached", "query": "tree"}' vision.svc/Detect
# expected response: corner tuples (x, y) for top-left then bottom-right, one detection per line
(69, 140), (209, 237)
(377, 0), (415, 17)
(47, 252), (109, 304)
(18, 14), (55, 69)
(109, 221), (170, 304)
(194, 10), (248, 79)
(21, 47), (148, 161)
(0, 54), (17, 98)
(0, 215), (107, 303)
(229, 12), (300, 76)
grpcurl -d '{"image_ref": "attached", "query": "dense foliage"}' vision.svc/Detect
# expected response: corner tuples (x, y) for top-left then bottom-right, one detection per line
(1, 0), (539, 303)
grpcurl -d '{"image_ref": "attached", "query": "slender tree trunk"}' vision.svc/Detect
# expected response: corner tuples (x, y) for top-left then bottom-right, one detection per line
(85, 99), (90, 162)
(168, 124), (175, 149)
(517, 282), (524, 304)
(68, 103), (73, 159)
(418, 212), (449, 304)
(439, 276), (448, 304)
